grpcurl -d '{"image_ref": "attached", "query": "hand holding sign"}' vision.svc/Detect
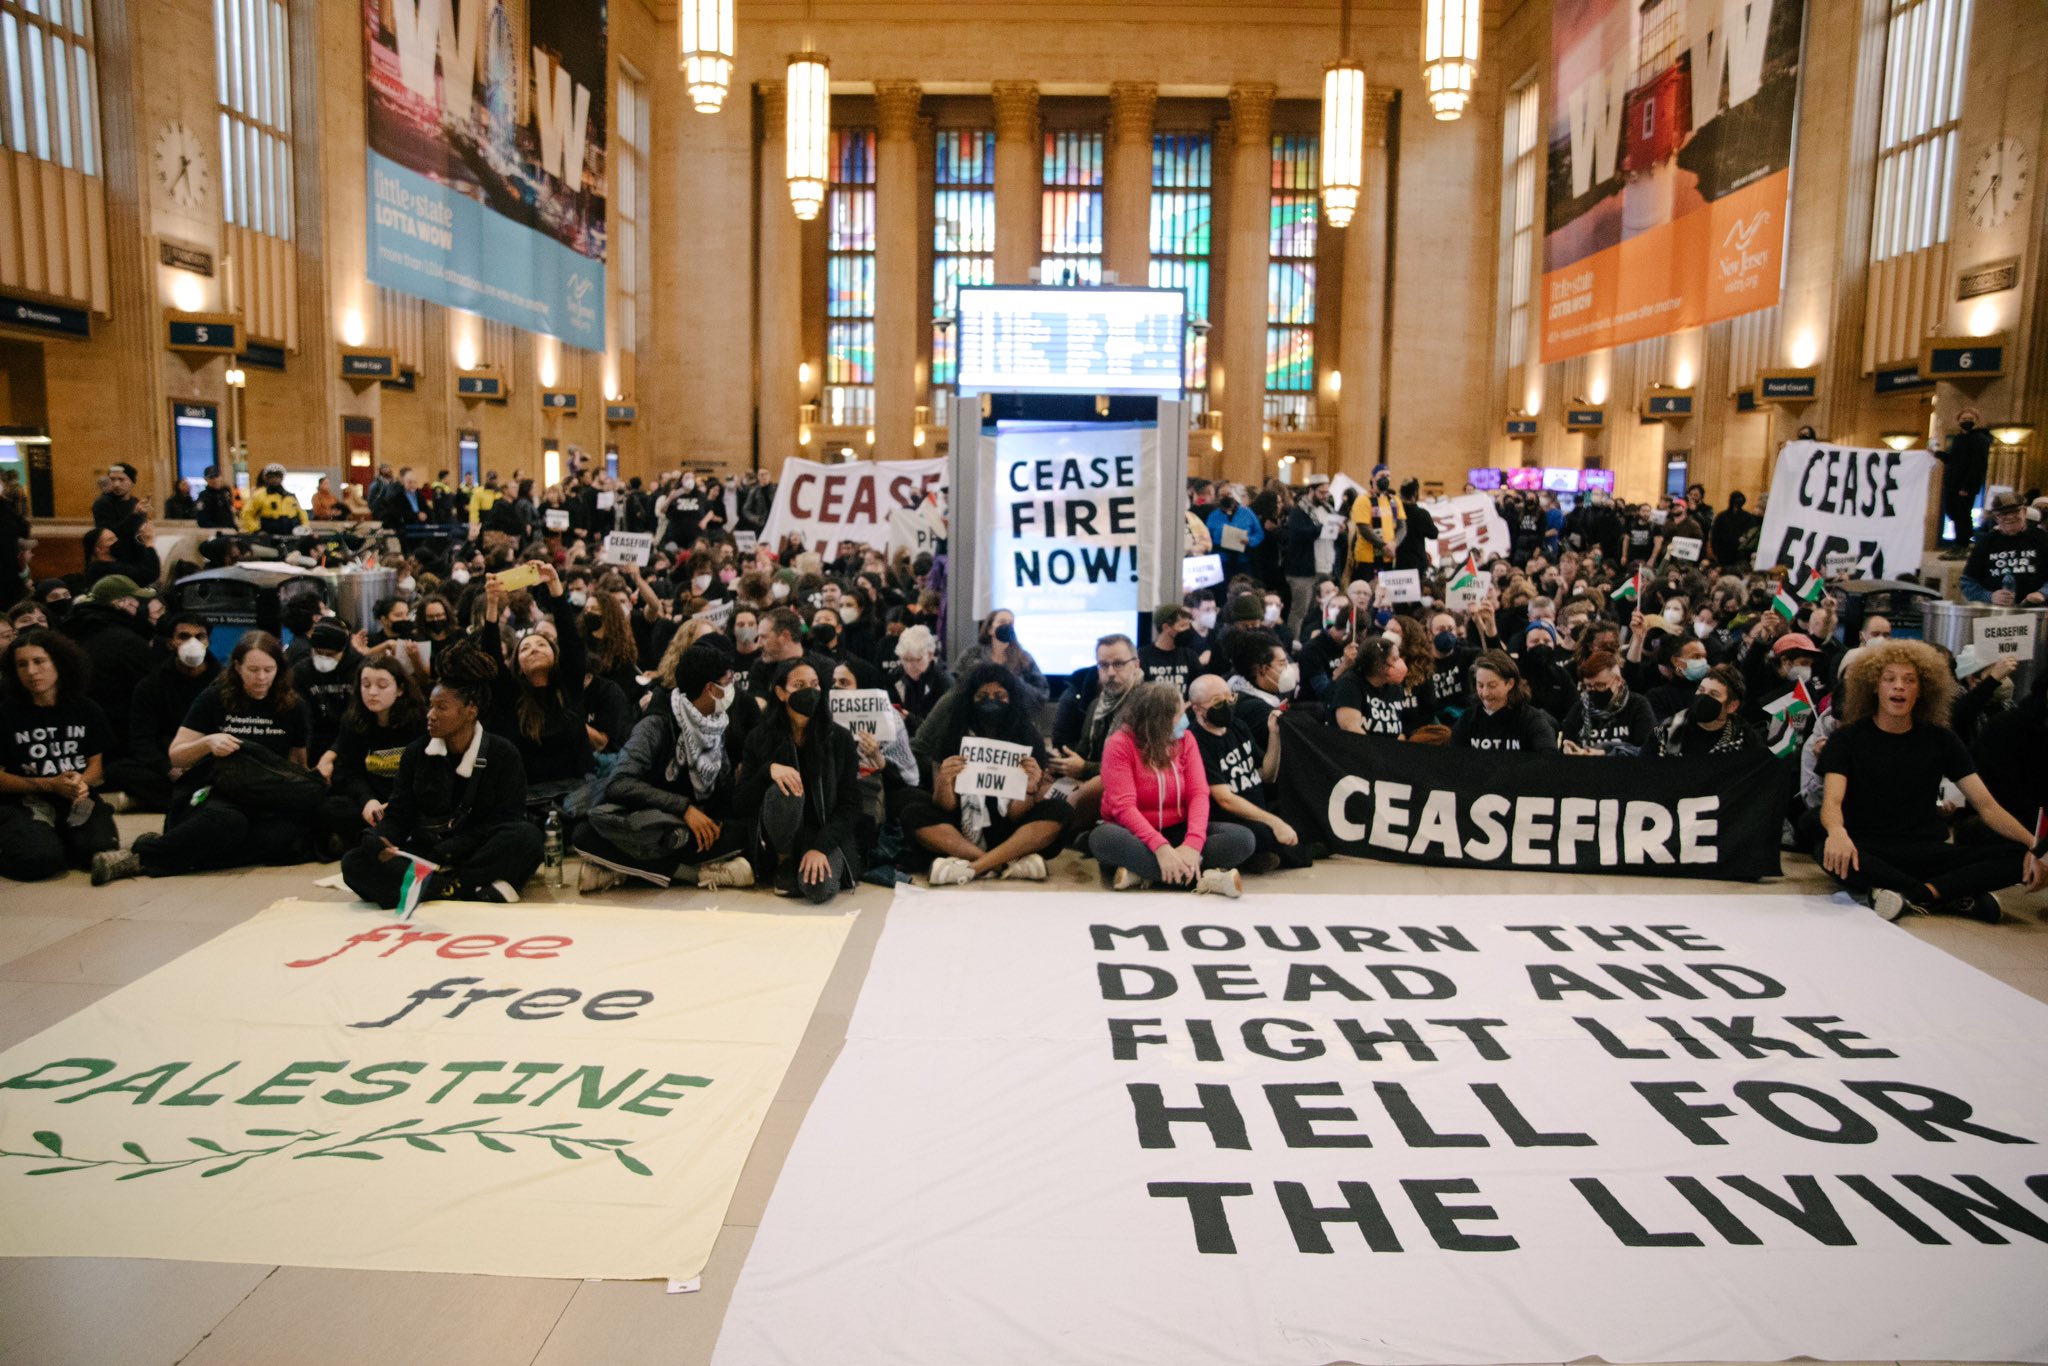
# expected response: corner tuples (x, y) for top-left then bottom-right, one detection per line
(1666, 536), (1702, 563)
(1378, 570), (1422, 604)
(953, 737), (1031, 802)
(601, 532), (653, 568)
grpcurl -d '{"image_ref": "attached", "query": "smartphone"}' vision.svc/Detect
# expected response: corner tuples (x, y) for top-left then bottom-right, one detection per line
(498, 562), (545, 593)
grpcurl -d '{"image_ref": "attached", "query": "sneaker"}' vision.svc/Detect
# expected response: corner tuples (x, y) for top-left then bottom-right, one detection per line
(103, 791), (133, 814)
(1958, 891), (2004, 924)
(91, 848), (142, 886)
(1112, 866), (1152, 891)
(476, 880), (522, 905)
(1000, 853), (1047, 881)
(417, 872), (458, 904)
(1867, 888), (1908, 922)
(928, 856), (978, 886)
(577, 860), (622, 894)
(1194, 868), (1243, 898)
(698, 856), (755, 889)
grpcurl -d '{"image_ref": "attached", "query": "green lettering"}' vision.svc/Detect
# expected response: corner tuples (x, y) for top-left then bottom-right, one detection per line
(473, 1062), (563, 1105)
(56, 1062), (191, 1105)
(620, 1071), (713, 1117)
(237, 1061), (347, 1105)
(321, 1061), (429, 1106)
(164, 1060), (242, 1106)
(0, 1057), (115, 1090)
(530, 1065), (648, 1110)
(426, 1061), (505, 1103)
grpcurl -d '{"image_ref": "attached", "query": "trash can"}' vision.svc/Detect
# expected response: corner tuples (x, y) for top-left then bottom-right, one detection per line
(1920, 599), (2048, 699)
(324, 565), (397, 630)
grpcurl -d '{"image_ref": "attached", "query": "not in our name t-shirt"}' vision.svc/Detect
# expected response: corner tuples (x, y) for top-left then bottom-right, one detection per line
(1, 698), (112, 778)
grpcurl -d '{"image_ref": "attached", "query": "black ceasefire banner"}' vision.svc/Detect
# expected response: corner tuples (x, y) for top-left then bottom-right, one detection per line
(1276, 715), (1785, 881)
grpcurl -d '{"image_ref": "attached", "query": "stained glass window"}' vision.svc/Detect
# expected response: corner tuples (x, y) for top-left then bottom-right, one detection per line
(1040, 129), (1103, 286)
(1148, 132), (1211, 405)
(931, 128), (995, 420)
(1266, 133), (1319, 429)
(825, 128), (876, 427)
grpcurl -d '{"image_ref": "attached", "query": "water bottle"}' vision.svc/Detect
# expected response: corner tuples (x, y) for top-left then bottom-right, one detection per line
(542, 811), (564, 888)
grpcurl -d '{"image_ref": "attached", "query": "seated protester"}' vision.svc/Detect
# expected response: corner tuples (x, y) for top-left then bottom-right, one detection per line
(1139, 605), (1206, 691)
(81, 524), (160, 590)
(808, 607), (886, 690)
(62, 575), (157, 775)
(1385, 616), (1444, 731)
(475, 563), (591, 798)
(574, 644), (754, 892)
(584, 664), (638, 769)
(837, 585), (884, 666)
(118, 613), (219, 811)
(339, 664), (547, 908)
(580, 586), (644, 706)
(745, 606), (838, 705)
(93, 632), (313, 885)
(1745, 630), (1824, 744)
(1969, 676), (2048, 851)
(365, 594), (412, 650)
(0, 630), (119, 879)
(1516, 615), (1581, 721)
(1330, 637), (1409, 738)
(316, 651), (427, 857)
(1257, 589), (1298, 656)
(415, 592), (460, 662)
(1226, 628), (1294, 745)
(898, 663), (1071, 886)
(1089, 680), (1255, 896)
(731, 608), (764, 687)
(1646, 638), (1711, 721)
(1188, 673), (1307, 874)
(1451, 651), (1557, 751)
(1652, 663), (1762, 757)
(1294, 600), (1351, 702)
(1424, 610), (1474, 718)
(292, 621), (361, 765)
(1819, 640), (2046, 922)
(1947, 646), (2016, 745)
(1560, 650), (1657, 755)
(1048, 634), (1143, 820)
(1959, 490), (2048, 604)
(951, 610), (1049, 711)
(732, 660), (864, 903)
(885, 625), (951, 728)
(1690, 603), (1737, 664)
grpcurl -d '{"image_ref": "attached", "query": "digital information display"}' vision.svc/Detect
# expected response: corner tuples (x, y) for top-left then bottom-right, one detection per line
(956, 286), (1185, 397)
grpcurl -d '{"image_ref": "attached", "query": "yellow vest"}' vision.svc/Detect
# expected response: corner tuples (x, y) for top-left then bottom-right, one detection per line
(1349, 493), (1397, 566)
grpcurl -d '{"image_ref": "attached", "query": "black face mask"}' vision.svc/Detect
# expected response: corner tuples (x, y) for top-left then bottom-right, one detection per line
(1960, 420), (1975, 430)
(1204, 701), (1233, 728)
(811, 625), (838, 650)
(1687, 695), (1722, 727)
(787, 686), (822, 718)
(424, 619), (450, 637)
(974, 698), (1007, 728)
(1586, 688), (1615, 709)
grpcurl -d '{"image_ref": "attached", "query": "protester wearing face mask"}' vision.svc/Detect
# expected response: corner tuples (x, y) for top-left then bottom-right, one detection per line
(951, 610), (1048, 711)
(1089, 681), (1252, 896)
(1331, 637), (1409, 738)
(1647, 639), (1712, 720)
(1204, 485), (1264, 580)
(1652, 664), (1761, 756)
(1560, 651), (1657, 756)
(1188, 673), (1308, 874)
(731, 660), (864, 901)
(291, 621), (363, 764)
(1452, 651), (1557, 750)
(900, 664), (1070, 887)
(1424, 611), (1474, 715)
(1936, 407), (1993, 553)
(886, 624), (951, 726)
(730, 609), (763, 687)
(575, 642), (757, 892)
(112, 613), (219, 812)
(1225, 630), (1295, 745)
(1140, 605), (1208, 691)
(1280, 480), (1339, 630)
(1746, 631), (1824, 731)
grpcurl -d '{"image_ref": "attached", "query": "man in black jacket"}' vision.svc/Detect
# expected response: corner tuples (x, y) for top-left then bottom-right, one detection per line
(1937, 408), (1993, 551)
(114, 612), (218, 811)
(195, 466), (238, 529)
(340, 675), (545, 906)
(62, 576), (157, 770)
(90, 462), (148, 562)
(1280, 480), (1333, 631)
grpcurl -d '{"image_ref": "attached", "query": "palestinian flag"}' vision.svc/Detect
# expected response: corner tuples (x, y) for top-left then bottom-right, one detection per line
(395, 853), (441, 921)
(1611, 568), (1641, 603)
(1772, 569), (1825, 620)
(1764, 681), (1815, 757)
(1447, 555), (1481, 596)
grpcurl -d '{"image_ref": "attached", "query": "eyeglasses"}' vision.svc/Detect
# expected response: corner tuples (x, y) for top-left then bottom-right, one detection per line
(1098, 657), (1138, 671)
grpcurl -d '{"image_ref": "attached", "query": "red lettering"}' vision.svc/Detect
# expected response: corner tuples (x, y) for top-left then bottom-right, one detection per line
(377, 930), (449, 956)
(818, 474), (849, 520)
(506, 935), (573, 960)
(888, 476), (913, 507)
(787, 472), (820, 519)
(848, 477), (879, 522)
(285, 929), (575, 968)
(438, 934), (510, 959)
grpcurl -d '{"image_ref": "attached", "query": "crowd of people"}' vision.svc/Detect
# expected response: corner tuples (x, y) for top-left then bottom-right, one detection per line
(4, 442), (2046, 923)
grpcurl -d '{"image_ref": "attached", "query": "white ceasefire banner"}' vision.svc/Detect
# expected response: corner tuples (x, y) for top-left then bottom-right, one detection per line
(1754, 442), (1934, 578)
(760, 457), (947, 557)
(0, 900), (851, 1280)
(715, 894), (2048, 1366)
(1424, 493), (1513, 566)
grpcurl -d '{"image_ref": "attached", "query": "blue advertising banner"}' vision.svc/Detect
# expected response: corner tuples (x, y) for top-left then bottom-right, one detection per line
(363, 0), (607, 349)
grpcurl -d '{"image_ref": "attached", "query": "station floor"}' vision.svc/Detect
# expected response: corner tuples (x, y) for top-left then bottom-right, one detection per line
(1, 814), (2043, 1366)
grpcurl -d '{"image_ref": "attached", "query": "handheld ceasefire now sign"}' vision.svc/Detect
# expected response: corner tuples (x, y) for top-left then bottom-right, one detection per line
(600, 532), (653, 568)
(1752, 441), (1933, 579)
(953, 737), (1031, 803)
(1972, 614), (2040, 663)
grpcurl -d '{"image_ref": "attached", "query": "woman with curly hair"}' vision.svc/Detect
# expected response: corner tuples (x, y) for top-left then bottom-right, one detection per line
(1818, 639), (2045, 921)
(0, 629), (119, 879)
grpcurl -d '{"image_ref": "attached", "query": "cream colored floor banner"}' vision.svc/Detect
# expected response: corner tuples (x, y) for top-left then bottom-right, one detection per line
(0, 898), (853, 1280)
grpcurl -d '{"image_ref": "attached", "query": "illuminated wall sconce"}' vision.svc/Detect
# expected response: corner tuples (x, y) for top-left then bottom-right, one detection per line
(1879, 432), (1920, 452)
(538, 358), (558, 389)
(455, 338), (479, 371)
(1326, 368), (1343, 396)
(799, 426), (812, 447)
(170, 273), (205, 313)
(1262, 434), (1272, 453)
(1209, 432), (1223, 453)
(1968, 300), (2002, 338)
(864, 428), (877, 447)
(1585, 377), (1609, 405)
(1787, 331), (1820, 369)
(1990, 423), (2036, 447)
(798, 361), (813, 386)
(224, 366), (246, 388)
(913, 428), (926, 448)
(341, 310), (367, 348)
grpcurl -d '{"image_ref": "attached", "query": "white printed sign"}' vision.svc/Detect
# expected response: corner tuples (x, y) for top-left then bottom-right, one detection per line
(717, 893), (2048, 1366)
(887, 505), (944, 561)
(543, 509), (571, 532)
(1823, 551), (1863, 580)
(760, 457), (947, 557)
(690, 599), (735, 631)
(1447, 581), (1488, 612)
(1378, 569), (1422, 603)
(595, 491), (615, 511)
(831, 689), (916, 783)
(1219, 523), (1249, 553)
(1972, 613), (2040, 662)
(953, 736), (1031, 803)
(600, 532), (653, 568)
(991, 427), (1141, 615)
(734, 530), (758, 555)
(1182, 555), (1224, 593)
(1754, 442), (1934, 578)
(1666, 536), (1702, 562)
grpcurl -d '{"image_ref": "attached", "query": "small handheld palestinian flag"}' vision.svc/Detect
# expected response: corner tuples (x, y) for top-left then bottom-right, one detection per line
(1764, 680), (1815, 756)
(1448, 554), (1481, 594)
(1771, 568), (1826, 621)
(394, 851), (442, 920)
(1612, 568), (1641, 603)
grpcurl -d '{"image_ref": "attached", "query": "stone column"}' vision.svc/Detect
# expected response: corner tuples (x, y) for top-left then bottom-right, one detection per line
(1337, 89), (1393, 479)
(756, 82), (802, 472)
(992, 81), (1041, 284)
(1105, 82), (1157, 287)
(874, 81), (923, 459)
(1220, 83), (1275, 485)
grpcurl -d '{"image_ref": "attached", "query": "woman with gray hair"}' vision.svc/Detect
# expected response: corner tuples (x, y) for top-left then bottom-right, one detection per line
(1089, 681), (1255, 896)
(887, 624), (951, 726)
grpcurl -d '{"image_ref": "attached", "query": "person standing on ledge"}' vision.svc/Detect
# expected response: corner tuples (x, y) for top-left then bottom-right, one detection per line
(1936, 407), (1992, 553)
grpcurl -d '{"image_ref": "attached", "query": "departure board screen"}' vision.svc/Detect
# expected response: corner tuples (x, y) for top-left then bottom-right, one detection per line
(955, 286), (1185, 396)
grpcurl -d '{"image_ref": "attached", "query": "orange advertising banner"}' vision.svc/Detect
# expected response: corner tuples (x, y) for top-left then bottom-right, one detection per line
(1541, 0), (1805, 363)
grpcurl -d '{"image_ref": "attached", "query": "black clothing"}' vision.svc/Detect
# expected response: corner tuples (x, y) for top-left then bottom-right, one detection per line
(1451, 703), (1557, 751)
(1709, 507), (1758, 564)
(1652, 712), (1763, 757)
(342, 729), (544, 907)
(0, 695), (117, 876)
(1394, 501), (1438, 574)
(292, 652), (362, 761)
(585, 674), (637, 754)
(1139, 640), (1204, 693)
(117, 658), (219, 808)
(62, 601), (156, 752)
(196, 484), (238, 529)
(885, 660), (950, 725)
(479, 588), (591, 784)
(1962, 524), (2048, 601)
(1329, 673), (1408, 737)
(1817, 720), (1974, 846)
(732, 713), (863, 892)
(1193, 717), (1264, 800)
(1971, 695), (2048, 833)
(1560, 691), (1657, 753)
(181, 686), (309, 759)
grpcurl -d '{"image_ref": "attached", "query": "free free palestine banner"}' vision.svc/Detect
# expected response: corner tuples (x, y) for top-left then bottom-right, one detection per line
(0, 899), (850, 1280)
(1541, 0), (1804, 361)
(715, 893), (2048, 1366)
(364, 0), (607, 348)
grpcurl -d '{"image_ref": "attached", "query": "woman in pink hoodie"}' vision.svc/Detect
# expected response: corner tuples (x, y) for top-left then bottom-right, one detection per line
(1089, 681), (1254, 895)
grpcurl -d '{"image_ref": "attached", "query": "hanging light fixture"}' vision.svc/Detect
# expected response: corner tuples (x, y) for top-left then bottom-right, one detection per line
(786, 2), (830, 222)
(679, 0), (734, 114)
(1321, 0), (1367, 229)
(1422, 0), (1479, 121)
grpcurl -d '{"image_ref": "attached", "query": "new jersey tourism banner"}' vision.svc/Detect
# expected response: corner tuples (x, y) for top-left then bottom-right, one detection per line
(0, 900), (851, 1280)
(363, 0), (607, 348)
(1541, 0), (1804, 360)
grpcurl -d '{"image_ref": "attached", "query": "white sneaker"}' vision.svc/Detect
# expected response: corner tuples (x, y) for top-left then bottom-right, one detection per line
(1112, 866), (1152, 891)
(1868, 888), (1906, 922)
(1194, 868), (1242, 899)
(699, 856), (755, 889)
(489, 880), (522, 904)
(928, 856), (978, 886)
(577, 860), (622, 894)
(1000, 853), (1047, 881)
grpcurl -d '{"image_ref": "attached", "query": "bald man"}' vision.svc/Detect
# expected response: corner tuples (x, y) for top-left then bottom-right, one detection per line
(1187, 674), (1309, 874)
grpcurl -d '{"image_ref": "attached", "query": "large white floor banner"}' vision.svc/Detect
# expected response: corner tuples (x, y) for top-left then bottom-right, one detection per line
(717, 893), (2048, 1366)
(0, 899), (852, 1280)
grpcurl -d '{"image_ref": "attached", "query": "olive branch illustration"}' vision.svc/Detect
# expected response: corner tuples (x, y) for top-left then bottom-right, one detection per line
(1, 1117), (654, 1179)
